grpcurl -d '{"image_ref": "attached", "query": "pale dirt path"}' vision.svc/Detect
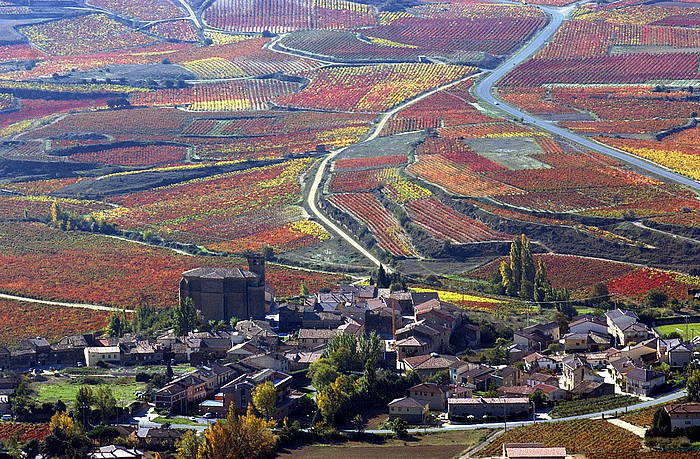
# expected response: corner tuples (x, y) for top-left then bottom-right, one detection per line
(0, 292), (133, 313)
(607, 418), (648, 438)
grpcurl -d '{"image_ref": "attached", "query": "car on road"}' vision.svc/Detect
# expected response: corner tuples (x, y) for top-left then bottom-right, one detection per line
(1, 415), (12, 422)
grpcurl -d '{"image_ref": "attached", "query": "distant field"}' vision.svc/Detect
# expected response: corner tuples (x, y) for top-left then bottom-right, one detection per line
(277, 430), (492, 459)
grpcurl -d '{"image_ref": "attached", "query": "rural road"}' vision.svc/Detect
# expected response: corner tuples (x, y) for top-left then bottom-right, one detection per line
(473, 3), (700, 192)
(305, 73), (480, 270)
(173, 0), (203, 29)
(0, 292), (133, 313)
(362, 388), (687, 435)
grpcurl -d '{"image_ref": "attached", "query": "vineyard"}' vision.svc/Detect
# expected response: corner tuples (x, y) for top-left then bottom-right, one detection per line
(0, 423), (50, 443)
(20, 14), (157, 56)
(496, 3), (700, 182)
(87, 0), (183, 20)
(0, 299), (111, 347)
(92, 159), (323, 252)
(405, 197), (509, 244)
(327, 193), (416, 257)
(468, 253), (700, 301)
(203, 0), (377, 33)
(478, 420), (642, 457)
(275, 63), (476, 112)
(132, 79), (301, 111)
(0, 221), (342, 308)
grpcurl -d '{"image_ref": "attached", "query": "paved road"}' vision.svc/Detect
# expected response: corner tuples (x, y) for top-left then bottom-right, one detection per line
(473, 4), (700, 192)
(0, 292), (133, 313)
(360, 388), (686, 434)
(305, 74), (480, 270)
(173, 0), (203, 29)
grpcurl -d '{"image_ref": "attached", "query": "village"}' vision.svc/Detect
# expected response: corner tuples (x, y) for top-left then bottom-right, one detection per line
(0, 253), (698, 459)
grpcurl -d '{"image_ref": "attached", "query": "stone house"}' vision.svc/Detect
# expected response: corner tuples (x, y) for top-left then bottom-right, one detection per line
(408, 383), (473, 411)
(625, 368), (665, 396)
(298, 328), (338, 349)
(388, 397), (429, 424)
(665, 403), (700, 430)
(448, 397), (529, 421)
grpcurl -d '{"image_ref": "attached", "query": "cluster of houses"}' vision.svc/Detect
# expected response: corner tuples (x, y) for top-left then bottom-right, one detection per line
(384, 307), (696, 425)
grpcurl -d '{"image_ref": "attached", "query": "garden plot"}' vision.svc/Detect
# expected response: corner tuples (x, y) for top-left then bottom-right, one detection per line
(463, 136), (550, 170)
(337, 131), (425, 161)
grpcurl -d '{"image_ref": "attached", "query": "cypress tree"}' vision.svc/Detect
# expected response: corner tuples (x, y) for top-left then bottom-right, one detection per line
(533, 260), (550, 303)
(500, 260), (516, 297)
(509, 235), (523, 296)
(520, 235), (535, 300)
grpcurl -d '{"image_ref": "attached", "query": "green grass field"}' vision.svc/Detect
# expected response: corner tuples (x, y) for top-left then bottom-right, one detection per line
(153, 416), (204, 426)
(655, 323), (700, 340)
(34, 377), (146, 404)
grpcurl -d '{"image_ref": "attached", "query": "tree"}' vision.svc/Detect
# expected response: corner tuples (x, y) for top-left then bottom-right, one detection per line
(533, 260), (550, 303)
(176, 430), (201, 459)
(49, 411), (76, 434)
(317, 375), (355, 425)
(384, 418), (408, 437)
(351, 414), (365, 433)
(93, 386), (117, 424)
(252, 382), (277, 420)
(105, 312), (123, 338)
(646, 289), (669, 309)
(22, 439), (40, 459)
(500, 260), (515, 297)
(376, 265), (389, 288)
(426, 369), (450, 385)
(74, 386), (93, 427)
(590, 282), (610, 306)
(687, 368), (700, 402)
(44, 411), (91, 459)
(509, 235), (523, 296)
(529, 389), (546, 409)
(166, 361), (175, 382)
(519, 235), (535, 300)
(196, 405), (276, 459)
(650, 406), (672, 436)
(175, 297), (200, 336)
(308, 360), (339, 391)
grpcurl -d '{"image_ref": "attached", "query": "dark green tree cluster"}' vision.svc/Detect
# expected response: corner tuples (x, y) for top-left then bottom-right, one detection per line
(322, 332), (382, 372)
(308, 332), (418, 426)
(496, 235), (573, 312)
(174, 298), (200, 336)
(373, 265), (405, 290)
(50, 202), (117, 234)
(499, 235), (537, 300)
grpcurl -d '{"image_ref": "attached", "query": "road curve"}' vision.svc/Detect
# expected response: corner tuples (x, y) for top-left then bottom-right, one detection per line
(305, 74), (480, 270)
(0, 292), (134, 313)
(473, 4), (700, 192)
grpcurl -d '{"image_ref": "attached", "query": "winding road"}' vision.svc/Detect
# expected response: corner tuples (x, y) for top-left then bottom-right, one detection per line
(305, 74), (481, 270)
(473, 3), (700, 192)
